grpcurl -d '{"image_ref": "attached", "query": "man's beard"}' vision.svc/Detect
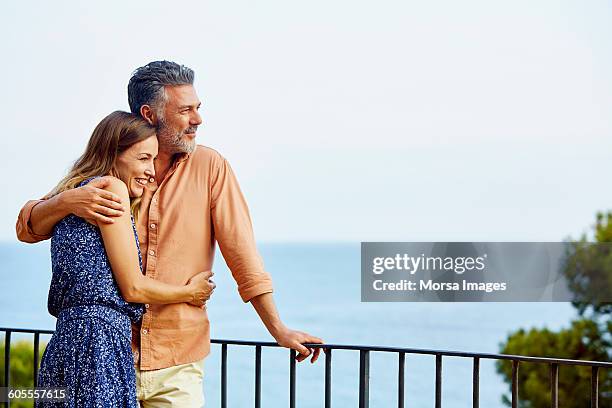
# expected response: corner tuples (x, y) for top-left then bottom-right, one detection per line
(157, 117), (197, 155)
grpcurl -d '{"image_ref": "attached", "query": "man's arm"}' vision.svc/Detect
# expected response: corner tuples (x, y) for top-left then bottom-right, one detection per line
(250, 292), (323, 363)
(16, 199), (55, 243)
(16, 177), (125, 243)
(210, 155), (323, 362)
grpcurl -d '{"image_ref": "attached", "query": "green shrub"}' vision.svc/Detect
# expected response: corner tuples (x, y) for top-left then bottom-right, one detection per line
(496, 319), (610, 407)
(0, 338), (47, 408)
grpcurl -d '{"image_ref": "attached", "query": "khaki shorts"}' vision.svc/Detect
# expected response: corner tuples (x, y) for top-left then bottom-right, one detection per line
(136, 359), (205, 407)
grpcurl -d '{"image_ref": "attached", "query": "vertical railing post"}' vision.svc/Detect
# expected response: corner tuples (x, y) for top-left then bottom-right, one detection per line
(221, 344), (227, 408)
(435, 354), (442, 408)
(33, 332), (40, 387)
(289, 349), (296, 408)
(359, 350), (370, 408)
(550, 363), (558, 408)
(4, 331), (11, 387)
(472, 357), (479, 408)
(398, 352), (405, 408)
(255, 345), (261, 408)
(511, 360), (519, 408)
(4, 330), (11, 408)
(324, 348), (332, 408)
(591, 366), (599, 408)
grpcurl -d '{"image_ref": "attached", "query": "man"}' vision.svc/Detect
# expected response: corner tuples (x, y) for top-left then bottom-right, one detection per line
(16, 60), (323, 407)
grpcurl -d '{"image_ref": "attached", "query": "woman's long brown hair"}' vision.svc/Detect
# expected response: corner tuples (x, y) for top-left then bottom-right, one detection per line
(49, 111), (156, 220)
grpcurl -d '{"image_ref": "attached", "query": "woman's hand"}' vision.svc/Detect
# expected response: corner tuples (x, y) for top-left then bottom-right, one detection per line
(186, 270), (216, 307)
(140, 175), (159, 206)
(135, 174), (158, 242)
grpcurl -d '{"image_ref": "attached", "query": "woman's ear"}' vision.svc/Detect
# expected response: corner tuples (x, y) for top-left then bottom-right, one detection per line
(140, 105), (156, 126)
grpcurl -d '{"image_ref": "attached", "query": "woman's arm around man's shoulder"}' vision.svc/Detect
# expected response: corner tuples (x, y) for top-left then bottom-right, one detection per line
(15, 177), (125, 242)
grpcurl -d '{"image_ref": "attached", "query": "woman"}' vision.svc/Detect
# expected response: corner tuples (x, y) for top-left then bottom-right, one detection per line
(36, 111), (211, 407)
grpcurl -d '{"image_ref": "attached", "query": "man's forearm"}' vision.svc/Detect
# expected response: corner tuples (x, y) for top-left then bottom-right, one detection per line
(250, 292), (286, 338)
(29, 193), (72, 236)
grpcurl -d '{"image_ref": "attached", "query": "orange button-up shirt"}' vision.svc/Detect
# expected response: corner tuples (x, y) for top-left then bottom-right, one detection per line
(16, 145), (274, 370)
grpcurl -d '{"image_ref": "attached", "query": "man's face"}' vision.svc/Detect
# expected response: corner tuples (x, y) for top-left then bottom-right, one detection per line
(156, 85), (202, 155)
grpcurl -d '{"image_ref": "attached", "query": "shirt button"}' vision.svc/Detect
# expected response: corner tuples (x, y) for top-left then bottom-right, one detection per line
(153, 198), (158, 203)
(150, 223), (156, 229)
(149, 250), (155, 256)
(145, 304), (150, 309)
(142, 329), (148, 335)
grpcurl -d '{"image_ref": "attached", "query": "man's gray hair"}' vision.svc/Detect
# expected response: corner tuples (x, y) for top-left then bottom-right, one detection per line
(128, 60), (194, 115)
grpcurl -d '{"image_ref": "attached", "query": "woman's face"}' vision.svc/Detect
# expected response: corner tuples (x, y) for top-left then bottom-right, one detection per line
(114, 135), (158, 198)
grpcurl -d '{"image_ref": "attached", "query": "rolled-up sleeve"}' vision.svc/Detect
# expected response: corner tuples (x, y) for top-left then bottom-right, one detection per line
(210, 157), (273, 302)
(16, 200), (52, 243)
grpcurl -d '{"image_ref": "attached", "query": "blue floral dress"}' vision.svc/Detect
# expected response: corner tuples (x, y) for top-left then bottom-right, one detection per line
(37, 177), (145, 408)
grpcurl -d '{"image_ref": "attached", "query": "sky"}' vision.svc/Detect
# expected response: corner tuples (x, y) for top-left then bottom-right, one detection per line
(1, 0), (611, 242)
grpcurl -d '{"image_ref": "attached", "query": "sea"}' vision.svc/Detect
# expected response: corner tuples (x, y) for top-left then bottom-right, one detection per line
(0, 242), (577, 407)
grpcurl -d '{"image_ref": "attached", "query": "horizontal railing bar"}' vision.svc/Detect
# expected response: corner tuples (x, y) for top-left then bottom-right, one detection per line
(2, 328), (610, 368)
(0, 327), (54, 335)
(209, 340), (612, 368)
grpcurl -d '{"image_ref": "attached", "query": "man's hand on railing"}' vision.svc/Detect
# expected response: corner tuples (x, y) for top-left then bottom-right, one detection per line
(249, 292), (324, 363)
(273, 327), (324, 363)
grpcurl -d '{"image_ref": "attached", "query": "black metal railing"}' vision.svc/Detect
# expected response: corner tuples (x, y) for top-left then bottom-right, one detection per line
(2, 327), (611, 407)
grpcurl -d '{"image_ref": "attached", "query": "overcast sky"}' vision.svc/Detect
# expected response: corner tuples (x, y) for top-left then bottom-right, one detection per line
(1, 0), (611, 242)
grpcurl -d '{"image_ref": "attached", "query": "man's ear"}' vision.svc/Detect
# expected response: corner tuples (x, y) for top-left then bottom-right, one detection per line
(140, 105), (157, 125)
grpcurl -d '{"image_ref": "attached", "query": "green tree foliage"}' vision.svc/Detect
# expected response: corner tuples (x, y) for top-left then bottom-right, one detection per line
(564, 211), (612, 317)
(1, 338), (46, 408)
(497, 211), (612, 407)
(496, 319), (611, 407)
